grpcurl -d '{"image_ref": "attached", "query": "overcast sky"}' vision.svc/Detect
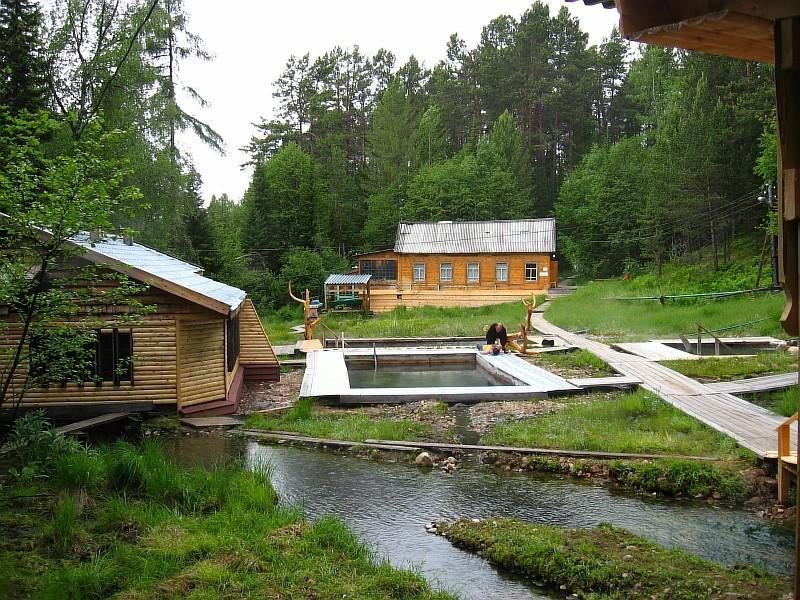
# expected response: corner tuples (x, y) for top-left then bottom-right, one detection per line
(176, 1), (621, 204)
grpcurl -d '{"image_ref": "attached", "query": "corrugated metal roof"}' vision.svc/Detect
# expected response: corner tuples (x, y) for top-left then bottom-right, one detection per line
(325, 273), (372, 285)
(394, 219), (556, 254)
(72, 234), (246, 313)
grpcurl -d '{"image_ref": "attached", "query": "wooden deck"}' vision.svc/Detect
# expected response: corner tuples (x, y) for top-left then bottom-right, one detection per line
(532, 314), (795, 458)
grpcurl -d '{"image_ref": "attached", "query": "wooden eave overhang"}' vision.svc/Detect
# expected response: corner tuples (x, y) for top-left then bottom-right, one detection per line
(571, 0), (800, 64)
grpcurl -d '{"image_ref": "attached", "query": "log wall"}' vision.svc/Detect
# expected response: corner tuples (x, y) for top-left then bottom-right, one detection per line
(177, 319), (226, 409)
(238, 298), (278, 366)
(357, 252), (556, 311)
(1, 281), (228, 411)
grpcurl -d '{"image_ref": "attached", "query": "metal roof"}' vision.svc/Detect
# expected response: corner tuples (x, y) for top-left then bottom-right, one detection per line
(394, 219), (556, 255)
(72, 234), (246, 314)
(325, 273), (372, 285)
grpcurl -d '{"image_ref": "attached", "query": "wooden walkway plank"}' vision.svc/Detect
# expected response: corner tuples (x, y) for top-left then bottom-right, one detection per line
(706, 372), (798, 394)
(57, 412), (133, 434)
(531, 314), (794, 458)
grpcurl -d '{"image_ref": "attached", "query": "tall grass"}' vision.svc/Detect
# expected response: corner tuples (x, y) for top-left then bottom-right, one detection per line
(49, 496), (79, 557)
(4, 435), (451, 599)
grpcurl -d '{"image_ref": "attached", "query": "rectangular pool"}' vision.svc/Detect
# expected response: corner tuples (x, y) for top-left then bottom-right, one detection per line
(300, 348), (581, 404)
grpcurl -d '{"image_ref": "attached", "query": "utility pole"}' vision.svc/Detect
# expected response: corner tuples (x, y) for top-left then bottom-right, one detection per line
(768, 183), (779, 289)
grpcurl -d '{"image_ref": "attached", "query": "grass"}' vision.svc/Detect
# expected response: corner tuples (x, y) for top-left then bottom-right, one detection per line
(482, 389), (749, 460)
(524, 348), (615, 377)
(0, 437), (454, 599)
(244, 398), (432, 442)
(262, 300), (544, 345)
(436, 519), (790, 599)
(743, 386), (799, 418)
(661, 351), (797, 381)
(544, 281), (786, 343)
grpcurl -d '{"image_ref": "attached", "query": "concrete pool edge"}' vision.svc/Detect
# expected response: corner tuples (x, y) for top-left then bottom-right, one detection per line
(300, 347), (581, 404)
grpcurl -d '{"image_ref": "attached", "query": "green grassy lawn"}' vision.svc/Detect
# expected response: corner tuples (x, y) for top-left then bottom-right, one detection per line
(244, 399), (433, 442)
(544, 281), (787, 343)
(481, 389), (749, 461)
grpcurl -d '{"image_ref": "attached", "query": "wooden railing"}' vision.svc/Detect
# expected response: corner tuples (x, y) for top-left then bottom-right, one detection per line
(776, 412), (799, 504)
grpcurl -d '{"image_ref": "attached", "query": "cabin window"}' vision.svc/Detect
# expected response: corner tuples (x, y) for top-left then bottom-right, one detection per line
(525, 262), (538, 282)
(226, 315), (240, 372)
(495, 262), (508, 282)
(467, 262), (480, 283)
(96, 329), (133, 385)
(29, 328), (132, 387)
(439, 262), (453, 282)
(360, 259), (397, 280)
(413, 262), (426, 282)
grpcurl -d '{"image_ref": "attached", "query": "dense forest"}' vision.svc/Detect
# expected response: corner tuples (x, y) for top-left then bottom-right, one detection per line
(0, 0), (778, 311)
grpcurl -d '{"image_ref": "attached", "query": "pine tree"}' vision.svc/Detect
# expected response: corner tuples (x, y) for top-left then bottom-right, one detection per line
(0, 0), (48, 112)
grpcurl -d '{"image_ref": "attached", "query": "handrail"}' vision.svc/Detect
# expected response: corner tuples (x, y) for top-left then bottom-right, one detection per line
(777, 412), (799, 459)
(316, 321), (344, 348)
(693, 323), (737, 356)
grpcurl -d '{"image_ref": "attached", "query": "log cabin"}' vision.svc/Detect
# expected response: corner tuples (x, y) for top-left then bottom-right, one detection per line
(1, 231), (279, 419)
(356, 219), (558, 311)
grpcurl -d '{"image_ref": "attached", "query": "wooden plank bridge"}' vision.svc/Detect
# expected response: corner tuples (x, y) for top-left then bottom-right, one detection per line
(531, 314), (795, 458)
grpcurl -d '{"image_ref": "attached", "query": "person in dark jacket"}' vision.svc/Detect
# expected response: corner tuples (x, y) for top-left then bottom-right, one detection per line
(486, 322), (508, 350)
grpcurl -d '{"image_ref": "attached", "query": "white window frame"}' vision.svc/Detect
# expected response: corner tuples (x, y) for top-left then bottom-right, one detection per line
(467, 262), (480, 283)
(439, 262), (453, 282)
(413, 262), (426, 282)
(495, 262), (508, 282)
(525, 262), (538, 282)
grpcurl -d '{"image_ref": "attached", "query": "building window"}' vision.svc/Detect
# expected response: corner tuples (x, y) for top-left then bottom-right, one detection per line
(413, 262), (426, 282)
(30, 328), (133, 387)
(359, 259), (397, 280)
(96, 329), (133, 385)
(440, 262), (453, 282)
(495, 262), (508, 282)
(467, 262), (480, 283)
(227, 315), (240, 372)
(525, 262), (538, 282)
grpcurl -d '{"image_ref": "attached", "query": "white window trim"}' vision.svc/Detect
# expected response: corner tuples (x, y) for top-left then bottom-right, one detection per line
(496, 262), (508, 282)
(525, 262), (538, 282)
(467, 262), (480, 283)
(440, 262), (453, 282)
(413, 262), (426, 282)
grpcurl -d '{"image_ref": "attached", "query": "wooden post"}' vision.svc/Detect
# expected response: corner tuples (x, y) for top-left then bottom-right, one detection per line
(288, 281), (323, 341)
(775, 16), (800, 597)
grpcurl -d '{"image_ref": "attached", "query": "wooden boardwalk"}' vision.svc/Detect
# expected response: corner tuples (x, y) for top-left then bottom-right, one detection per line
(532, 314), (795, 458)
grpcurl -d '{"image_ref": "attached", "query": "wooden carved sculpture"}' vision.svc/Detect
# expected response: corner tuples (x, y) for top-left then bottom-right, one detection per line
(289, 281), (323, 340)
(506, 295), (538, 354)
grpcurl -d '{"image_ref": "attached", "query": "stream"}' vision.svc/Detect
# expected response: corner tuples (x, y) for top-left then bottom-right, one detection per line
(170, 434), (795, 599)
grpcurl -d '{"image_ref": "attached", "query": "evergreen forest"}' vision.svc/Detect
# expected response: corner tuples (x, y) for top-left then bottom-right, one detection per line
(0, 0), (779, 311)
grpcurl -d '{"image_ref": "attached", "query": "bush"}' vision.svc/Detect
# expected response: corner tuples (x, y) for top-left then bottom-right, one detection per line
(2, 410), (83, 480)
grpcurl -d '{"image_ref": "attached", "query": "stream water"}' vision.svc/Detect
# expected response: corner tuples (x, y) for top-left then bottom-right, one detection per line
(169, 434), (795, 600)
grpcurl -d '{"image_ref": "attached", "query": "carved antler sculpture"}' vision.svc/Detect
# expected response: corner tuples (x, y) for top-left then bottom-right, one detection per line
(289, 280), (323, 340)
(507, 295), (538, 354)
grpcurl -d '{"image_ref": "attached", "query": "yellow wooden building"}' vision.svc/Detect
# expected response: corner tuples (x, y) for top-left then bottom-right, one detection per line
(1, 232), (279, 419)
(356, 219), (558, 311)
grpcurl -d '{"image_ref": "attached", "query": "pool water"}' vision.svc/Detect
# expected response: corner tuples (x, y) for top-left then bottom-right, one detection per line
(347, 362), (500, 388)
